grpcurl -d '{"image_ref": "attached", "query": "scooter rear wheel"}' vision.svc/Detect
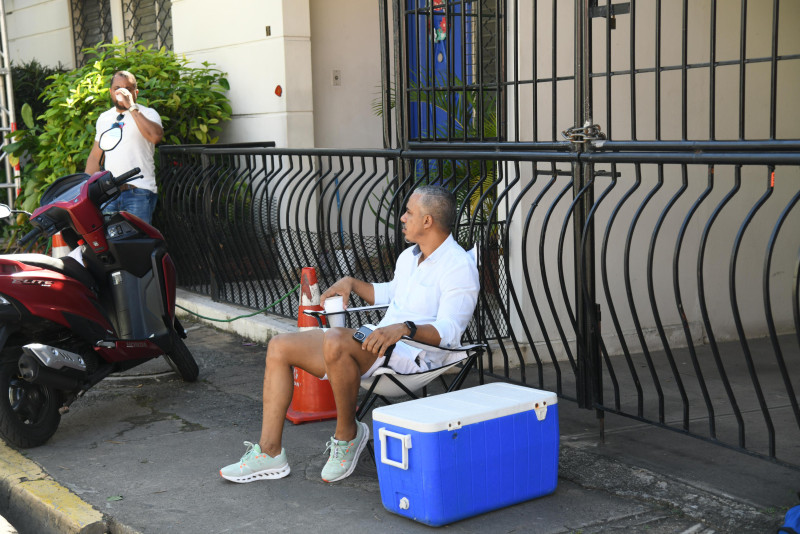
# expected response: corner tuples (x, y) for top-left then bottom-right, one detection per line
(164, 332), (199, 382)
(0, 360), (61, 448)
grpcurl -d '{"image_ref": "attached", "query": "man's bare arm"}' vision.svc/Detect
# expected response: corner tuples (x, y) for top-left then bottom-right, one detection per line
(85, 142), (103, 174)
(320, 276), (375, 308)
(129, 109), (163, 144)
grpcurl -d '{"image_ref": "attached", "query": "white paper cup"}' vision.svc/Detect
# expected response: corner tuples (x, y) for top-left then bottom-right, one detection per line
(323, 295), (345, 327)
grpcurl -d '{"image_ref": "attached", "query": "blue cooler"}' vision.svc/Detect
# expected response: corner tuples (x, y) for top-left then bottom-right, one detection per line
(372, 382), (558, 526)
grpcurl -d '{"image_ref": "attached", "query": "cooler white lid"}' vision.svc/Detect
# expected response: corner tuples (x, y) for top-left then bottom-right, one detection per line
(372, 382), (557, 433)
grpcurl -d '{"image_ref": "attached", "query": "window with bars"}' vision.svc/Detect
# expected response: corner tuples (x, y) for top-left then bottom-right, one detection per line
(122, 0), (173, 51)
(404, 0), (502, 143)
(71, 0), (173, 67)
(71, 0), (113, 66)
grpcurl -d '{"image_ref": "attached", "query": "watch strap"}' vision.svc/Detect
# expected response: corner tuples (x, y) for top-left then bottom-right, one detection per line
(403, 320), (417, 339)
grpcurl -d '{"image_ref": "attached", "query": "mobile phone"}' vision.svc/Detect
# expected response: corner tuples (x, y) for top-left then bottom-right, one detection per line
(352, 325), (373, 343)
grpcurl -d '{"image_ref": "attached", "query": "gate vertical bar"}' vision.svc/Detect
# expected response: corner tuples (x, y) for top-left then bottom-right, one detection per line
(573, 0), (600, 414)
(379, 0), (393, 149)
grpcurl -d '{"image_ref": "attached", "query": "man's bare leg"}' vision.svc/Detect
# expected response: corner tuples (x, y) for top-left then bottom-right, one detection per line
(258, 329), (327, 456)
(321, 328), (382, 442)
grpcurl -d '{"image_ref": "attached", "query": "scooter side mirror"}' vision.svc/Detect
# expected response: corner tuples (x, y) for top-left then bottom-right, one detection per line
(99, 126), (123, 152)
(0, 205), (10, 218)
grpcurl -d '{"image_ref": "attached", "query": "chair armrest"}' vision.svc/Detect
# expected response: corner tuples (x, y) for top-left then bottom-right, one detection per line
(399, 336), (487, 353)
(302, 304), (388, 318)
(302, 305), (389, 327)
(300, 310), (486, 354)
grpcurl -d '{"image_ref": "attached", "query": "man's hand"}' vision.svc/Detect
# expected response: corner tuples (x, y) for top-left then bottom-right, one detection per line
(320, 275), (376, 309)
(114, 88), (135, 110)
(320, 276), (355, 309)
(360, 323), (407, 357)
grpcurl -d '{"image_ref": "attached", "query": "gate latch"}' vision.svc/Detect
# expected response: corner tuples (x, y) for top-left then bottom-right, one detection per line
(561, 123), (607, 144)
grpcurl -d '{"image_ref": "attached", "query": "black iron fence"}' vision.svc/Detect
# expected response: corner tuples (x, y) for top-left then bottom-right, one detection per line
(157, 142), (800, 468)
(152, 0), (800, 470)
(157, 145), (510, 341)
(366, 0), (800, 470)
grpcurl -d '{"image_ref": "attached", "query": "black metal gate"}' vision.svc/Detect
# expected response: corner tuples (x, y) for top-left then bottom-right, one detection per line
(384, 0), (800, 468)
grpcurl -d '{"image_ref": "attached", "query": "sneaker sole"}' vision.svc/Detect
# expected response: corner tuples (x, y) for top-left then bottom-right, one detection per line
(220, 464), (291, 483)
(322, 421), (369, 483)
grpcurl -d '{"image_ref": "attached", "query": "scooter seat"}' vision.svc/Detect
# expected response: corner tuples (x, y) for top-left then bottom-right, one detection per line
(0, 253), (98, 293)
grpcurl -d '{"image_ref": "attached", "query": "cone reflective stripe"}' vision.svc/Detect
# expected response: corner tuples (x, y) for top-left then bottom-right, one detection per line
(297, 266), (325, 329)
(51, 233), (70, 258)
(286, 267), (337, 424)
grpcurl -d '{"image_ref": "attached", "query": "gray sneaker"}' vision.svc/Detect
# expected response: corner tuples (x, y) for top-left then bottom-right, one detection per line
(321, 420), (369, 483)
(220, 441), (290, 483)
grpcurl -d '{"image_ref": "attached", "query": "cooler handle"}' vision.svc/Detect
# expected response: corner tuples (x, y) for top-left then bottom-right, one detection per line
(379, 428), (412, 470)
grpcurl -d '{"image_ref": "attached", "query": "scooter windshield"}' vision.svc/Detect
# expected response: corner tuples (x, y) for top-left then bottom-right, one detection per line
(39, 173), (90, 207)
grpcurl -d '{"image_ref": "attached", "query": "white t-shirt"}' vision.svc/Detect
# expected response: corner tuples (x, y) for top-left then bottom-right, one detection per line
(94, 106), (162, 192)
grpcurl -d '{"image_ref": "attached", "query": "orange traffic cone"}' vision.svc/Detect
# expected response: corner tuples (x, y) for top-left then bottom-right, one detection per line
(51, 232), (70, 258)
(285, 267), (338, 424)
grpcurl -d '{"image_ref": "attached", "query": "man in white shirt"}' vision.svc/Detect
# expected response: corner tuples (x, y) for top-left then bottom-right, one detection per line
(85, 71), (164, 224)
(219, 185), (480, 484)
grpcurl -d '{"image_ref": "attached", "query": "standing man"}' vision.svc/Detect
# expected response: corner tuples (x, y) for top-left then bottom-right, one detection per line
(85, 70), (164, 224)
(219, 185), (480, 484)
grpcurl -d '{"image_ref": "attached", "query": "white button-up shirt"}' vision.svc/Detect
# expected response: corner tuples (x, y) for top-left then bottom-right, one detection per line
(372, 234), (480, 356)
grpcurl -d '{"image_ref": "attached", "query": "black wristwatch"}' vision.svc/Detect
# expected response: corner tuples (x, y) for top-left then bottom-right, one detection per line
(403, 320), (417, 339)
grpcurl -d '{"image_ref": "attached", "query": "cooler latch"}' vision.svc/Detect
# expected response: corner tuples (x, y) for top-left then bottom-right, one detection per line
(379, 428), (412, 470)
(534, 401), (549, 421)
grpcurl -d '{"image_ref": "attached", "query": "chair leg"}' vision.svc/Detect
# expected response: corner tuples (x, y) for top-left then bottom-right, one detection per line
(478, 348), (485, 385)
(438, 375), (448, 390)
(446, 352), (480, 392)
(366, 438), (376, 465)
(387, 375), (422, 399)
(356, 376), (383, 421)
(357, 393), (380, 421)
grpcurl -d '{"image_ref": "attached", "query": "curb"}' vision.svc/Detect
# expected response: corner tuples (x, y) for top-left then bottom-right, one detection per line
(0, 441), (105, 534)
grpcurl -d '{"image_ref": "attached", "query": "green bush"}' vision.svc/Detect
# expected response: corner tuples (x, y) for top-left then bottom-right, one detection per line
(11, 59), (67, 128)
(3, 41), (232, 217)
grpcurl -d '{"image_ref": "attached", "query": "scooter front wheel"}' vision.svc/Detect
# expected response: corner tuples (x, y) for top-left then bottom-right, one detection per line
(164, 331), (199, 382)
(0, 361), (61, 448)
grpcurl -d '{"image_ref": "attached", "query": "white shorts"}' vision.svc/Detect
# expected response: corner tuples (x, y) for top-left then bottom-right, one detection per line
(362, 338), (428, 377)
(320, 325), (427, 379)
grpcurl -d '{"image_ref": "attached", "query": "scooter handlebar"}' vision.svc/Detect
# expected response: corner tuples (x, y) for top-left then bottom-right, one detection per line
(18, 227), (42, 247)
(114, 167), (141, 185)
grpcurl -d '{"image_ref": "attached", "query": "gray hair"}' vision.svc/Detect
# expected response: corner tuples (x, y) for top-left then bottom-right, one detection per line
(413, 185), (456, 231)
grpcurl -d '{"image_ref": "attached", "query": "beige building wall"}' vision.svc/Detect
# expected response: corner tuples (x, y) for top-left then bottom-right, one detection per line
(3, 1), (387, 149)
(5, 0), (74, 68)
(309, 0), (385, 149)
(172, 0), (314, 147)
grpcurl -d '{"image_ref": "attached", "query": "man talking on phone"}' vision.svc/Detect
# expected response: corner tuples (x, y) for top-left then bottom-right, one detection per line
(219, 185), (480, 484)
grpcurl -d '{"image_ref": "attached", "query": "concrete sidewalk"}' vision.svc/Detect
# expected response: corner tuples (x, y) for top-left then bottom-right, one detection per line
(0, 289), (796, 533)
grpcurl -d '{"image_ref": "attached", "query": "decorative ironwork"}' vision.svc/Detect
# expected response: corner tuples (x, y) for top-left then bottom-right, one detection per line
(380, 0), (800, 469)
(71, 0), (112, 66)
(122, 0), (173, 50)
(156, 144), (511, 342)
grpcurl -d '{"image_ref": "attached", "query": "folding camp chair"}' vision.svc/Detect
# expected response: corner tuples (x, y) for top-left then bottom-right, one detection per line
(304, 244), (484, 418)
(304, 304), (486, 420)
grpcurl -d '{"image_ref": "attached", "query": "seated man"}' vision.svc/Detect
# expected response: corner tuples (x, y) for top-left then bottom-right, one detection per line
(219, 185), (480, 483)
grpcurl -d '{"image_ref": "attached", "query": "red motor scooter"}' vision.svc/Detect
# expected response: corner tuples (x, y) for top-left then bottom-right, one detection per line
(0, 127), (198, 448)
